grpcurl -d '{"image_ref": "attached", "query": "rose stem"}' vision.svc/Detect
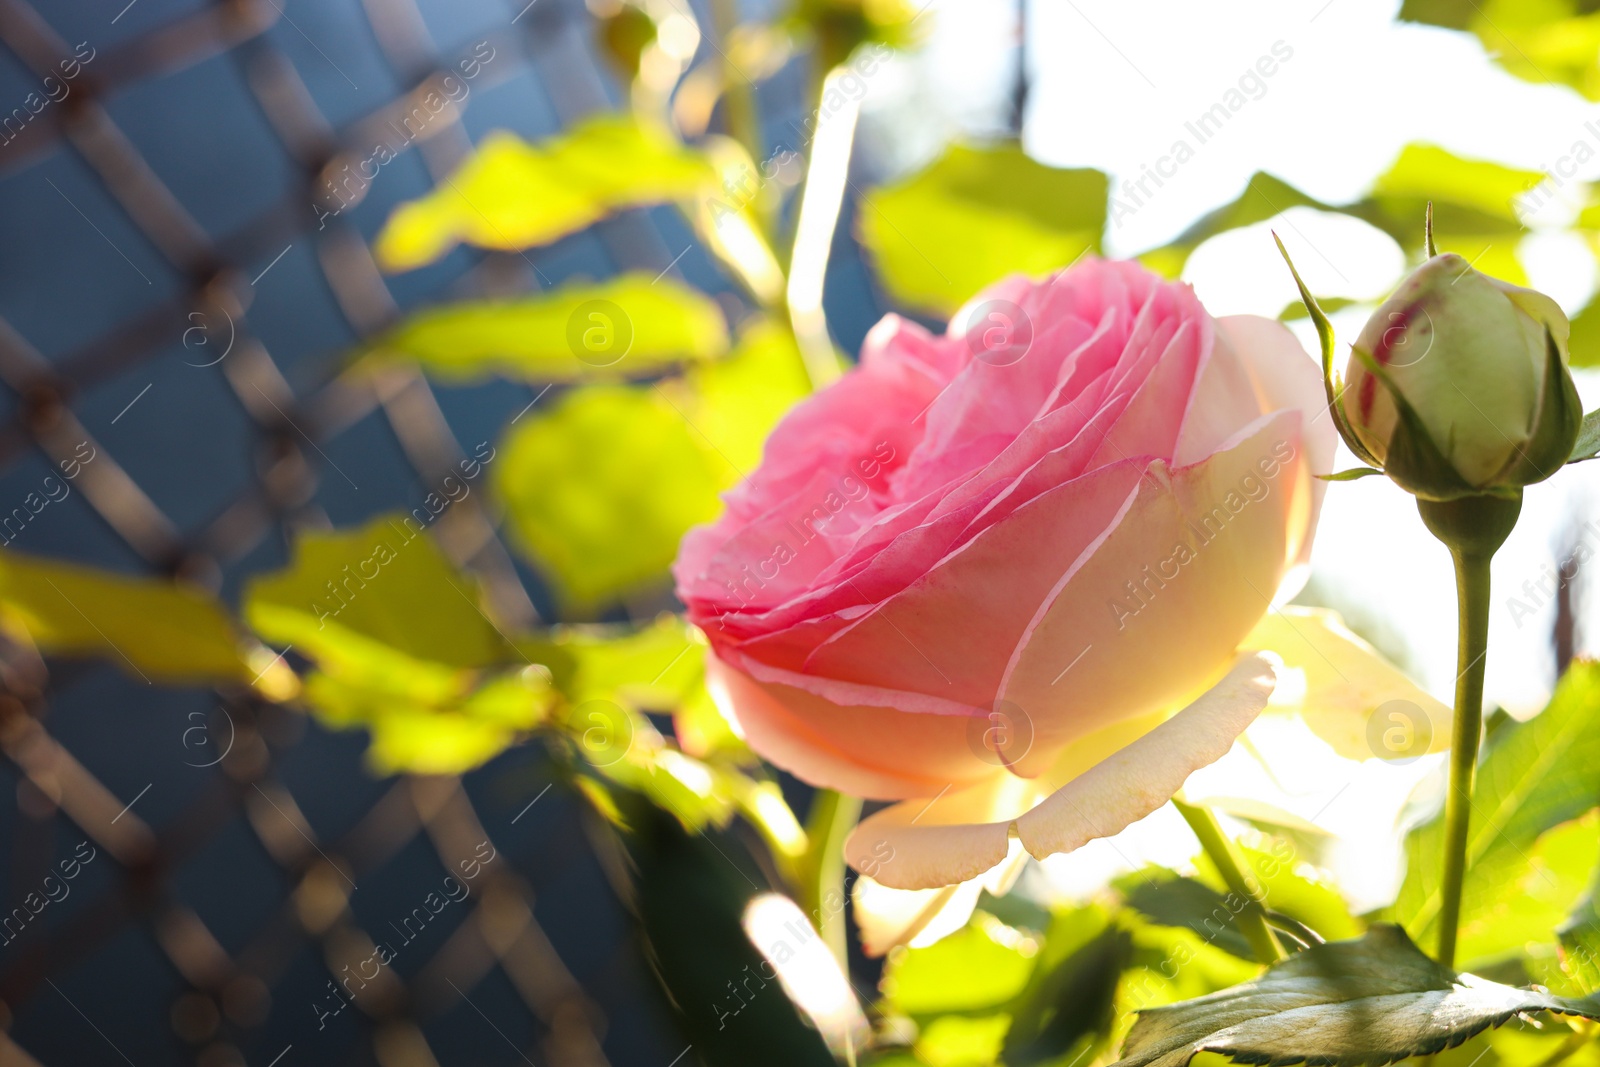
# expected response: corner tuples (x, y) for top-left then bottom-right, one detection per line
(1433, 544), (1493, 968)
(1172, 795), (1285, 963)
(1417, 493), (1519, 969)
(799, 788), (862, 965)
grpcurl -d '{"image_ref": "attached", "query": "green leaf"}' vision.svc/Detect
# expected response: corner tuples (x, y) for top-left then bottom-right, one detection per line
(1147, 145), (1538, 283)
(495, 319), (809, 611)
(0, 550), (251, 684)
(243, 516), (548, 774)
(1109, 925), (1600, 1067)
(1390, 662), (1600, 967)
(881, 915), (1039, 1018)
(1002, 912), (1131, 1067)
(860, 142), (1107, 314)
(495, 384), (726, 611)
(1121, 875), (1255, 961)
(1400, 0), (1600, 100)
(245, 514), (510, 676)
(1318, 467), (1385, 482)
(1569, 292), (1600, 370)
(359, 274), (728, 382)
(375, 117), (716, 270)
(1570, 408), (1600, 461)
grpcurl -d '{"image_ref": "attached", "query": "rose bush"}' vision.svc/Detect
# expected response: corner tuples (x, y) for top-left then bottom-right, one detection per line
(674, 258), (1434, 905)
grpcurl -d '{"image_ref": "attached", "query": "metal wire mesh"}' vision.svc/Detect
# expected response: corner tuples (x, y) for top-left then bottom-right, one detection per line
(0, 0), (683, 1062)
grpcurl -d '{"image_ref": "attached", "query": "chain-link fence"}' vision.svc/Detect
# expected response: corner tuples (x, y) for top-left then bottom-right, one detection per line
(0, 0), (713, 1061)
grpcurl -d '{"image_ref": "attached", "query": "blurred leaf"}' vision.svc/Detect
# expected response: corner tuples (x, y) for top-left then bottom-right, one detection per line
(1570, 295), (1600, 370)
(596, 2), (656, 79)
(525, 613), (703, 707)
(1401, 0), (1600, 100)
(495, 384), (726, 610)
(1002, 912), (1131, 1067)
(1120, 875), (1255, 961)
(0, 550), (248, 684)
(1452, 812), (1599, 976)
(375, 117), (716, 270)
(305, 664), (554, 775)
(881, 915), (1038, 1018)
(669, 315), (812, 472)
(1390, 663), (1600, 968)
(495, 320), (808, 611)
(1108, 925), (1600, 1067)
(787, 0), (923, 70)
(244, 516), (547, 775)
(603, 788), (837, 1067)
(1147, 173), (1331, 275)
(914, 1014), (1010, 1067)
(360, 274), (728, 382)
(1197, 839), (1363, 945)
(1143, 144), (1540, 281)
(245, 514), (509, 678)
(860, 142), (1107, 314)
(1559, 838), (1600, 994)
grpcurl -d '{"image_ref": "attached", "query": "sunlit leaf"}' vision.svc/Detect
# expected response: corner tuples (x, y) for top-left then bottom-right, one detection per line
(1109, 925), (1600, 1067)
(495, 385), (726, 610)
(360, 274), (728, 382)
(1390, 663), (1600, 968)
(245, 514), (510, 679)
(495, 320), (808, 610)
(375, 117), (716, 270)
(243, 516), (546, 774)
(860, 142), (1107, 314)
(1142, 145), (1540, 281)
(306, 664), (554, 775)
(881, 915), (1038, 1017)
(1401, 0), (1600, 100)
(914, 1014), (1010, 1067)
(0, 550), (249, 684)
(1450, 812), (1600, 973)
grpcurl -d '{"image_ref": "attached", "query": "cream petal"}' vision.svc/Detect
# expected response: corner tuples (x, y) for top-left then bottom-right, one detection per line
(844, 773), (1044, 891)
(1016, 652), (1278, 859)
(843, 654), (1277, 890)
(1244, 606), (1452, 760)
(850, 841), (1027, 957)
(1217, 314), (1338, 586)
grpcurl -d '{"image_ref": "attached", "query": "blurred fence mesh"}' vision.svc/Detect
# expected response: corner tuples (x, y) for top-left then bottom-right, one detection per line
(0, 0), (682, 1062)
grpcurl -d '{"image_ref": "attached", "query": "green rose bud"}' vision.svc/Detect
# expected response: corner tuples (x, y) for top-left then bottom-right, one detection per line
(1341, 253), (1582, 500)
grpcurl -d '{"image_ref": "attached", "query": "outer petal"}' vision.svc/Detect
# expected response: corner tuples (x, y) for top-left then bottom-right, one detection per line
(1245, 606), (1452, 759)
(999, 411), (1305, 776)
(844, 653), (1278, 890)
(851, 841), (1026, 957)
(704, 650), (995, 799)
(1217, 314), (1338, 587)
(843, 773), (1042, 891)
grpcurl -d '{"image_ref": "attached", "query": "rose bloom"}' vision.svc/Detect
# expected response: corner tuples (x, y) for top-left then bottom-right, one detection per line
(674, 259), (1435, 932)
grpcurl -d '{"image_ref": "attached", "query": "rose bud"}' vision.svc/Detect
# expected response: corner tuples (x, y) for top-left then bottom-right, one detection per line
(1340, 253), (1582, 499)
(674, 259), (1441, 910)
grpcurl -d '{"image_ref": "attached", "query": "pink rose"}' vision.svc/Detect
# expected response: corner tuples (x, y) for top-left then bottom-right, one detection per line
(673, 259), (1336, 892)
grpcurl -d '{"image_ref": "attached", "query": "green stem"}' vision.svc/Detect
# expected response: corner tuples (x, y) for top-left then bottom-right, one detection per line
(1173, 796), (1285, 963)
(1416, 492), (1519, 969)
(799, 789), (862, 966)
(1434, 545), (1493, 968)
